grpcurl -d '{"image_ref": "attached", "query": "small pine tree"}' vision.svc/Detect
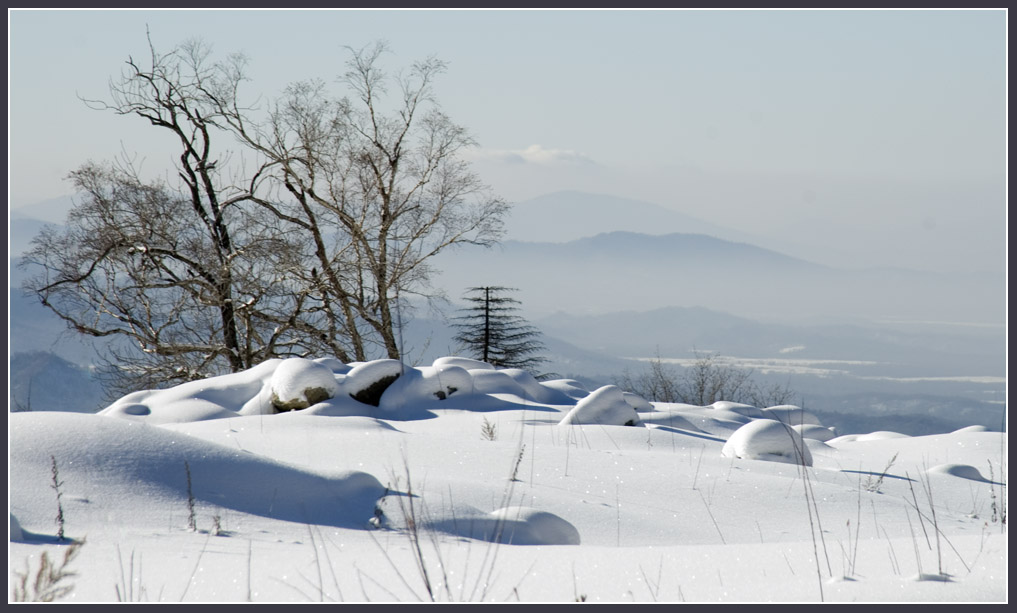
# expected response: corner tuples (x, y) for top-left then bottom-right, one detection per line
(452, 287), (548, 372)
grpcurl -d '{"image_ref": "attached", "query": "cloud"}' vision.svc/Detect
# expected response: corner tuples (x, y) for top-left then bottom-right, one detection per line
(467, 144), (596, 166)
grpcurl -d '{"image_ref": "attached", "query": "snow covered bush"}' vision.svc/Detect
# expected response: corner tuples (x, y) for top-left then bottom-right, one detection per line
(269, 358), (339, 412)
(722, 419), (813, 466)
(559, 385), (642, 427)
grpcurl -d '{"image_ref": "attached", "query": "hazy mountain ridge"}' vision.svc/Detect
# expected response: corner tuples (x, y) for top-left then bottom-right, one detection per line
(434, 229), (1002, 325)
(502, 190), (767, 245)
(9, 351), (105, 413)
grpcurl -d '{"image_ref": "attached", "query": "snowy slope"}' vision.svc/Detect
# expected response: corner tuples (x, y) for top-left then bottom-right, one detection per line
(9, 356), (1007, 603)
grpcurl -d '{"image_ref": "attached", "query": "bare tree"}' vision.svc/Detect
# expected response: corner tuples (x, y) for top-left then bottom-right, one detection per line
(21, 35), (317, 394)
(616, 350), (796, 407)
(22, 35), (508, 393)
(215, 41), (509, 361)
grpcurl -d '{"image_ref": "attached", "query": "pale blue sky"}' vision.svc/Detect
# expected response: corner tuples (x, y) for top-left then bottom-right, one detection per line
(7, 9), (1007, 273)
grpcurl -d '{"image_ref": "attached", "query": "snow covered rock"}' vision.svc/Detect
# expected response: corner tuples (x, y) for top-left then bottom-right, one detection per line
(343, 359), (405, 407)
(722, 419), (813, 466)
(559, 385), (642, 427)
(378, 364), (475, 410)
(269, 357), (339, 412)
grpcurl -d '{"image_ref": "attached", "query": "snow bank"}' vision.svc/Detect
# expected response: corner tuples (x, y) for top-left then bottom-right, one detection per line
(722, 418), (813, 466)
(102, 359), (281, 423)
(10, 412), (385, 530)
(559, 385), (642, 427)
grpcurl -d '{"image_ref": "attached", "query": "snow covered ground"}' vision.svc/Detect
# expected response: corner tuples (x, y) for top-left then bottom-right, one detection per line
(9, 357), (1008, 603)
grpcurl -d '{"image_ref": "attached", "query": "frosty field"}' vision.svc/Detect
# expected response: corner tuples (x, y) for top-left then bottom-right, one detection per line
(8, 356), (1008, 603)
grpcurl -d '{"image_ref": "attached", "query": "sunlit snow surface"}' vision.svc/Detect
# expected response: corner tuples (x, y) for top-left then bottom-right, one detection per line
(9, 357), (1007, 603)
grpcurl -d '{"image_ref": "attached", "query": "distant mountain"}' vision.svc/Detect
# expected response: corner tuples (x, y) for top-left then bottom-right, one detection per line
(9, 351), (105, 413)
(9, 194), (77, 224)
(503, 190), (761, 245)
(9, 219), (51, 257)
(9, 288), (107, 365)
(432, 230), (1003, 326)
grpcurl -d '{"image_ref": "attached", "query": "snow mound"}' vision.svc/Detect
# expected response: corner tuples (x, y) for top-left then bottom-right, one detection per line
(501, 368), (571, 404)
(423, 506), (581, 546)
(793, 423), (837, 442)
(638, 411), (705, 433)
(538, 378), (590, 401)
(485, 506), (582, 545)
(952, 425), (989, 433)
(469, 369), (524, 396)
(855, 431), (911, 441)
(10, 412), (385, 530)
(559, 385), (642, 427)
(432, 356), (494, 371)
(710, 401), (764, 418)
(314, 357), (353, 374)
(101, 359), (281, 424)
(722, 419), (813, 466)
(759, 405), (823, 427)
(269, 357), (339, 411)
(927, 463), (989, 482)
